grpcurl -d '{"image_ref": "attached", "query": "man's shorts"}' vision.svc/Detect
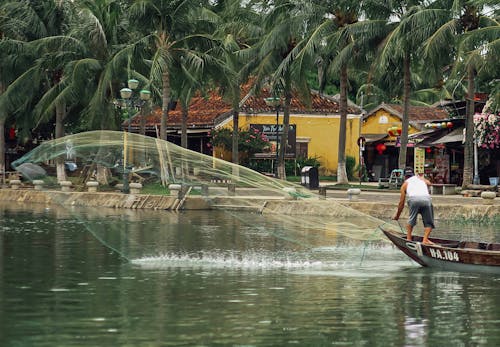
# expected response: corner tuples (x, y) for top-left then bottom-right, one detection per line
(407, 197), (434, 228)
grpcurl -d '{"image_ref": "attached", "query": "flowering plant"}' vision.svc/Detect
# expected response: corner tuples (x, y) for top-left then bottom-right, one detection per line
(208, 127), (270, 155)
(474, 113), (500, 149)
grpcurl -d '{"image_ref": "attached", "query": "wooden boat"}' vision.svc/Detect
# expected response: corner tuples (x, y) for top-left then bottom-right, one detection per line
(379, 226), (500, 274)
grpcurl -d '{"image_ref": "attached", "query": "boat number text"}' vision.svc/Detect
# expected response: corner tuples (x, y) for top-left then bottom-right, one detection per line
(428, 248), (459, 262)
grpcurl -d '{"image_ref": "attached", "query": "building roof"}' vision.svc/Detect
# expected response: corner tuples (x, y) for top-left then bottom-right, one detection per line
(365, 103), (450, 125)
(128, 83), (362, 130)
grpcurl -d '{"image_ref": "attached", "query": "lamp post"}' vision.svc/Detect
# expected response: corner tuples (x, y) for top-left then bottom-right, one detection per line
(264, 97), (281, 177)
(116, 79), (151, 193)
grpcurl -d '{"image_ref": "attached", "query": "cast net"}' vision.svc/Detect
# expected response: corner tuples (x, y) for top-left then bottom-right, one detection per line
(11, 130), (396, 255)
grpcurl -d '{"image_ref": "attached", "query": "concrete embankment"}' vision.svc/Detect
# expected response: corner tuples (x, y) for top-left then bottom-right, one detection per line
(0, 188), (499, 223)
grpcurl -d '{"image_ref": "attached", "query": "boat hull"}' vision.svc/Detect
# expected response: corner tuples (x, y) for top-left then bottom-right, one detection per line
(380, 227), (500, 274)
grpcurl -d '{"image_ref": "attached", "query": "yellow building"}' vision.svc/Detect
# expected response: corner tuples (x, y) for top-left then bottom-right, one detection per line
(361, 103), (450, 180)
(139, 86), (363, 176)
(215, 90), (363, 176)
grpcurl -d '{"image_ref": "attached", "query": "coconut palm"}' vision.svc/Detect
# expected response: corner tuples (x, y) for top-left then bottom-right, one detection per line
(0, 0), (75, 179)
(418, 0), (498, 187)
(370, 1), (438, 171)
(296, 0), (389, 183)
(251, 0), (315, 179)
(201, 0), (263, 166)
(128, 0), (219, 141)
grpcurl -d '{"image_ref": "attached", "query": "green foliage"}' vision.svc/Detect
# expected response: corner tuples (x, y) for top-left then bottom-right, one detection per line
(209, 127), (270, 156)
(346, 155), (356, 180)
(248, 158), (273, 174)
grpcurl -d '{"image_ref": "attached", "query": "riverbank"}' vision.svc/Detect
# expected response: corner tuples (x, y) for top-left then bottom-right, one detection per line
(0, 187), (498, 223)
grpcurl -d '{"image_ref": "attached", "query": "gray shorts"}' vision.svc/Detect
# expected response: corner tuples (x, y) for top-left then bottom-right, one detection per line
(407, 197), (434, 228)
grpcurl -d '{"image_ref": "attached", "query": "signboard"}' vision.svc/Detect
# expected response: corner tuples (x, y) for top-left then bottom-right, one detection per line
(414, 147), (425, 174)
(250, 124), (296, 158)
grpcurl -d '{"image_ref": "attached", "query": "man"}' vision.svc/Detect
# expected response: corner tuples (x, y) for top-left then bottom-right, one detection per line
(392, 167), (435, 244)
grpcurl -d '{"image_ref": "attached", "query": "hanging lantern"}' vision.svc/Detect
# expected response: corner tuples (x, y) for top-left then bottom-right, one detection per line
(376, 143), (387, 154)
(426, 147), (432, 153)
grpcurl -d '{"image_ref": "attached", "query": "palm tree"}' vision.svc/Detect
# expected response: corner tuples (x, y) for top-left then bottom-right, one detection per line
(371, 1), (436, 171)
(0, 0), (75, 180)
(252, 0), (313, 179)
(128, 0), (215, 141)
(203, 0), (263, 167)
(419, 0), (497, 187)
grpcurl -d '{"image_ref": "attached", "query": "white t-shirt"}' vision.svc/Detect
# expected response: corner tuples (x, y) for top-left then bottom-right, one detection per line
(405, 176), (430, 198)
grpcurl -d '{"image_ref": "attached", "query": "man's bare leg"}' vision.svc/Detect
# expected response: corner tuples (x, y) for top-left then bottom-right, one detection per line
(406, 224), (413, 241)
(422, 227), (435, 245)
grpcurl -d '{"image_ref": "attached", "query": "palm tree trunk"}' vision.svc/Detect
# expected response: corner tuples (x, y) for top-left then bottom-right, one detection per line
(398, 53), (411, 170)
(55, 101), (67, 182)
(181, 103), (188, 148)
(462, 64), (476, 188)
(0, 118), (5, 179)
(0, 80), (5, 177)
(336, 64), (349, 184)
(161, 72), (170, 141)
(278, 86), (291, 180)
(140, 102), (147, 136)
(231, 105), (240, 178)
(231, 107), (239, 165)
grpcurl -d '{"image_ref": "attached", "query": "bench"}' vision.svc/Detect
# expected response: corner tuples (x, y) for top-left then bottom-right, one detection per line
(430, 184), (457, 195)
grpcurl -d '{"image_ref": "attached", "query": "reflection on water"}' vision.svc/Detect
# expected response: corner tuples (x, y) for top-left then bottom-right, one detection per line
(1, 202), (500, 346)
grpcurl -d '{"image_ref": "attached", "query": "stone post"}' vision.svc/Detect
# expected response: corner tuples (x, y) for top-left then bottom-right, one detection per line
(480, 191), (496, 205)
(129, 182), (143, 194)
(86, 181), (99, 192)
(169, 184), (182, 198)
(347, 188), (361, 201)
(10, 179), (21, 190)
(60, 181), (73, 192)
(33, 180), (44, 190)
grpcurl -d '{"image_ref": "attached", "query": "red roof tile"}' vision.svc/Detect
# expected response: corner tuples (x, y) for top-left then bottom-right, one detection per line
(130, 83), (361, 129)
(367, 103), (450, 123)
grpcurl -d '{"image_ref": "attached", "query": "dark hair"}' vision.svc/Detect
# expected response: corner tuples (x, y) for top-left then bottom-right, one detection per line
(404, 167), (414, 178)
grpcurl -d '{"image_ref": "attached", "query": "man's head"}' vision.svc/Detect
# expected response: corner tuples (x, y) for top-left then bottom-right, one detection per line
(404, 167), (415, 179)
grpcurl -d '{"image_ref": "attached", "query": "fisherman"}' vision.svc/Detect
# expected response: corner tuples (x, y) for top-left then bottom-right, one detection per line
(392, 167), (435, 244)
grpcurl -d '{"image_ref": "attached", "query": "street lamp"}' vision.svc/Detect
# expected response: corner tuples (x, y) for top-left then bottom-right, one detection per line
(264, 97), (281, 176)
(116, 79), (150, 193)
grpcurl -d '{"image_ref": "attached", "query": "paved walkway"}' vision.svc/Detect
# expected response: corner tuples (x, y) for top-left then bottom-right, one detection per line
(320, 182), (500, 206)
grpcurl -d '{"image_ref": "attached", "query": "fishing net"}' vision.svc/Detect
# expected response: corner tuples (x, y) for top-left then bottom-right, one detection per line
(10, 130), (396, 259)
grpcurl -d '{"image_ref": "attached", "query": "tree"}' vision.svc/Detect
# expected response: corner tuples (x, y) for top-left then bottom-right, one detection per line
(203, 0), (263, 167)
(372, 1), (434, 171)
(0, 0), (75, 180)
(419, 0), (498, 187)
(252, 0), (312, 179)
(128, 0), (215, 141)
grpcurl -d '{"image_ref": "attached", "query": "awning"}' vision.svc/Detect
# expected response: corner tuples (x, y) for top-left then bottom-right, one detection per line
(430, 127), (464, 144)
(411, 128), (448, 147)
(362, 134), (388, 143)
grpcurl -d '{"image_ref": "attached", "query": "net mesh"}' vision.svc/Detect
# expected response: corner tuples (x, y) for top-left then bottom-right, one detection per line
(11, 130), (395, 244)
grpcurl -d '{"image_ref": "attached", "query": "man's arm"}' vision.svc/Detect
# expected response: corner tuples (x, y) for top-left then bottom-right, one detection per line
(392, 182), (407, 220)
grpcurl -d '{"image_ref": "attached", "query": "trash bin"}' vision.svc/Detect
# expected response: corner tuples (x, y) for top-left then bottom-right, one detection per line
(300, 166), (319, 189)
(489, 177), (499, 186)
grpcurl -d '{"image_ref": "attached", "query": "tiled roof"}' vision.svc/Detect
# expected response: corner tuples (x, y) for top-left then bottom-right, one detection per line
(131, 93), (233, 129)
(240, 89), (361, 115)
(129, 84), (361, 129)
(366, 103), (450, 123)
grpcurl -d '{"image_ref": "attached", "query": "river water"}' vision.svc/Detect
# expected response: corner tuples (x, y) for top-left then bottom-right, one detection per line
(1, 202), (499, 346)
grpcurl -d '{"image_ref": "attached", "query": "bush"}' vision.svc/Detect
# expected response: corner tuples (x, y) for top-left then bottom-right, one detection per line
(209, 127), (270, 157)
(346, 155), (356, 180)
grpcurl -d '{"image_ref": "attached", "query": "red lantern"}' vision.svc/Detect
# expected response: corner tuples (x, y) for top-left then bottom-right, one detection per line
(426, 147), (432, 153)
(376, 143), (387, 154)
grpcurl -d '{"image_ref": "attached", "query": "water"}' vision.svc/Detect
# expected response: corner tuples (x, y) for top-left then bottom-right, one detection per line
(1, 202), (500, 346)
